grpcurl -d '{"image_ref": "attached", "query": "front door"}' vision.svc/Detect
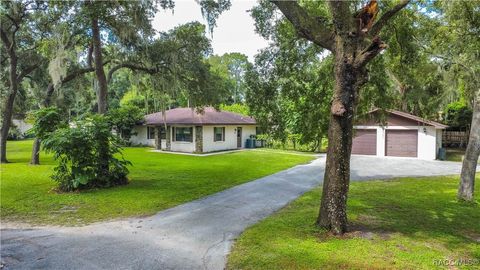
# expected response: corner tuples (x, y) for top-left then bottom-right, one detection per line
(237, 127), (242, 148)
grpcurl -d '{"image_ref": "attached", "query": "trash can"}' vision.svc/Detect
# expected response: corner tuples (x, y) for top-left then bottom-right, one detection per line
(438, 148), (446, 160)
(246, 138), (252, 148)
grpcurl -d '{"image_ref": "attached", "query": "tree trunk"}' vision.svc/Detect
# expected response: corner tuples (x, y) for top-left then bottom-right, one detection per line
(91, 16), (110, 181)
(0, 53), (18, 163)
(272, 0), (409, 235)
(458, 98), (480, 201)
(315, 135), (323, 152)
(316, 45), (361, 234)
(91, 17), (108, 114)
(30, 138), (41, 165)
(30, 84), (55, 165)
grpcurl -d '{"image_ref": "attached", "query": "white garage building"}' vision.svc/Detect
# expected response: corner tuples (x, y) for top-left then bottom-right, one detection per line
(130, 107), (257, 153)
(352, 109), (448, 160)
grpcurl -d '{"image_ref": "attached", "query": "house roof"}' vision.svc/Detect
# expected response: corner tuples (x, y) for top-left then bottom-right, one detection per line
(144, 107), (256, 126)
(369, 108), (448, 129)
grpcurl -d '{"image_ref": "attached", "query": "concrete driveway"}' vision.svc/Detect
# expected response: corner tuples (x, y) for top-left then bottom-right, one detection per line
(1, 155), (474, 270)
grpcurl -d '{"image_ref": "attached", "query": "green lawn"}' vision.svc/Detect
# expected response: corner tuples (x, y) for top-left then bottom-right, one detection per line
(228, 176), (480, 270)
(1, 140), (313, 225)
(446, 148), (465, 162)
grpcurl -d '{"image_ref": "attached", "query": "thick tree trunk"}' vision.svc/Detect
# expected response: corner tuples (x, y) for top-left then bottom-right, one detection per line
(91, 16), (110, 181)
(272, 0), (408, 236)
(0, 54), (18, 163)
(316, 46), (361, 234)
(91, 17), (108, 114)
(458, 98), (480, 201)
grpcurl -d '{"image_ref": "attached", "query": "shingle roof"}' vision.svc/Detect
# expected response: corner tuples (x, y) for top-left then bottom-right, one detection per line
(370, 108), (448, 129)
(144, 107), (256, 126)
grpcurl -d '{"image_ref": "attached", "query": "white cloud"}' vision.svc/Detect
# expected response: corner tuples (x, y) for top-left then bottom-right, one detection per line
(152, 0), (269, 62)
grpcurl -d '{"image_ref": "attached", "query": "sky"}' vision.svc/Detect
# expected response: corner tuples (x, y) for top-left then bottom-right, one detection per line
(152, 0), (269, 61)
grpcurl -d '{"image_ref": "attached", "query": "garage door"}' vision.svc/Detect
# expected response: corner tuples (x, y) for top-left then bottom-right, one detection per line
(385, 130), (418, 157)
(352, 129), (377, 155)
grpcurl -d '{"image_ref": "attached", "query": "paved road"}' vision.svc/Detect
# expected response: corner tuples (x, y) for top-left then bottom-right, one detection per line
(1, 155), (473, 270)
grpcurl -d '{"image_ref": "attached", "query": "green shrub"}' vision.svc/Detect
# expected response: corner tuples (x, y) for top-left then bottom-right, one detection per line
(256, 133), (327, 153)
(445, 101), (472, 129)
(30, 107), (66, 140)
(43, 115), (131, 192)
(107, 105), (144, 144)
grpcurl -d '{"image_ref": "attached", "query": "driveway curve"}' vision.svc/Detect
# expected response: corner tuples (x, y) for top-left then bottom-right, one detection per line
(1, 155), (474, 270)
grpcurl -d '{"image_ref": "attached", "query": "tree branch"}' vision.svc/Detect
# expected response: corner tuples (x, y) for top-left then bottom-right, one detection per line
(16, 64), (38, 83)
(271, 0), (334, 51)
(369, 0), (410, 37)
(4, 14), (20, 30)
(354, 36), (387, 68)
(328, 0), (354, 33)
(42, 66), (96, 107)
(354, 0), (410, 67)
(107, 62), (164, 84)
(62, 67), (95, 84)
(0, 28), (13, 53)
(43, 83), (55, 107)
(87, 42), (93, 68)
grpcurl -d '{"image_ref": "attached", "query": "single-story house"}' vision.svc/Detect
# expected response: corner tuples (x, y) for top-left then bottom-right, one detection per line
(352, 109), (448, 160)
(129, 107), (257, 153)
(12, 119), (33, 135)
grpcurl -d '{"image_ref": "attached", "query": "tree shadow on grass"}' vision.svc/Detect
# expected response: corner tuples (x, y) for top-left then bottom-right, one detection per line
(345, 176), (480, 258)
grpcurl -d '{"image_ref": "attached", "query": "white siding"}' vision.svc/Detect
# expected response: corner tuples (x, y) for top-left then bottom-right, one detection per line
(203, 126), (236, 152)
(131, 124), (257, 153)
(130, 126), (155, 147)
(160, 139), (166, 149)
(417, 126), (437, 160)
(170, 125), (195, 153)
(202, 125), (256, 152)
(12, 119), (33, 135)
(354, 125), (440, 160)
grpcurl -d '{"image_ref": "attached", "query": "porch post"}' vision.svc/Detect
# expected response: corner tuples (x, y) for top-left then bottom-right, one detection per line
(155, 126), (161, 150)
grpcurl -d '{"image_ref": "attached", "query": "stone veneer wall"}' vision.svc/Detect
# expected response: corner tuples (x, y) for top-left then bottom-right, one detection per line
(166, 126), (171, 150)
(195, 126), (203, 153)
(155, 127), (161, 150)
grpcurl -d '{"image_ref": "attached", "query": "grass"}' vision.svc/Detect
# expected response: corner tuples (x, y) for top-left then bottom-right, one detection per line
(446, 148), (465, 162)
(0, 140), (313, 225)
(228, 176), (480, 270)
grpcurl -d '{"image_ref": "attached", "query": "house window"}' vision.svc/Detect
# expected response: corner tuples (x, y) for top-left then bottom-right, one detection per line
(173, 127), (193, 142)
(147, 127), (155, 139)
(214, 127), (225, 142)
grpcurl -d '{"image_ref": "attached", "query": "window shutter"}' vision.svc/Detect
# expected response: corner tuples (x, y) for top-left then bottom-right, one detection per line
(222, 127), (225, 141)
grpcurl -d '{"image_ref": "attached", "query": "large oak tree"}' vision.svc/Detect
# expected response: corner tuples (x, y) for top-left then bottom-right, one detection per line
(270, 0), (410, 234)
(0, 1), (51, 163)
